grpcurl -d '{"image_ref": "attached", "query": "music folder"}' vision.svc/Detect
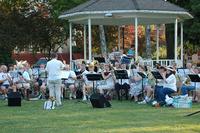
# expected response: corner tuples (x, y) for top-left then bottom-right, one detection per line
(151, 71), (163, 79)
(86, 73), (103, 81)
(114, 70), (128, 79)
(188, 74), (200, 82)
(137, 72), (147, 78)
(94, 57), (105, 63)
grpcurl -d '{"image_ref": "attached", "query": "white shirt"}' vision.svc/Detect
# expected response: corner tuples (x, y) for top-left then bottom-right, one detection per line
(66, 70), (76, 84)
(163, 74), (177, 92)
(0, 72), (11, 85)
(46, 59), (65, 80)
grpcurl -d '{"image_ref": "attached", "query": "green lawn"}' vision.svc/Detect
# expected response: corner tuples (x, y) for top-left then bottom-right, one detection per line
(0, 100), (200, 133)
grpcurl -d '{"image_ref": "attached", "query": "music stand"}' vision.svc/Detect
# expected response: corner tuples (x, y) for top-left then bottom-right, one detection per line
(114, 70), (129, 100)
(151, 71), (163, 86)
(137, 72), (147, 98)
(86, 74), (103, 93)
(185, 74), (200, 117)
(94, 57), (105, 63)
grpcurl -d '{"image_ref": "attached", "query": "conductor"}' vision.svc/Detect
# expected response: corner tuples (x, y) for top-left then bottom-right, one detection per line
(45, 52), (65, 107)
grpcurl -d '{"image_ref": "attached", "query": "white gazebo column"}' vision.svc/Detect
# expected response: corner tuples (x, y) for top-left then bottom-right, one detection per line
(180, 22), (184, 67)
(156, 25), (160, 63)
(84, 25), (87, 61)
(174, 18), (178, 63)
(69, 22), (72, 68)
(135, 17), (138, 60)
(118, 26), (121, 50)
(88, 18), (92, 62)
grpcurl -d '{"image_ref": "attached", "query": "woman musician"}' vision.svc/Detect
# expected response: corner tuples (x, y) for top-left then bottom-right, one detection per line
(82, 64), (96, 101)
(156, 66), (177, 105)
(97, 63), (115, 96)
(179, 63), (196, 96)
(114, 63), (130, 100)
(0, 65), (12, 99)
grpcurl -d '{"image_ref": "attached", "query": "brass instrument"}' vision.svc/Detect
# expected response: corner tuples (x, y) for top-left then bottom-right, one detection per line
(184, 76), (191, 86)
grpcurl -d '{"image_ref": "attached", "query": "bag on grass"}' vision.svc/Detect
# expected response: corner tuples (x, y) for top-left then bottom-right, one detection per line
(43, 100), (56, 110)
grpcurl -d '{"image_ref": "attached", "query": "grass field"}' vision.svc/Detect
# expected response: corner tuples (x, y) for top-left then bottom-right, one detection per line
(0, 99), (200, 133)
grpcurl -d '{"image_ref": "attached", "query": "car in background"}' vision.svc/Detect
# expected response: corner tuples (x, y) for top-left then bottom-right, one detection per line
(32, 57), (48, 68)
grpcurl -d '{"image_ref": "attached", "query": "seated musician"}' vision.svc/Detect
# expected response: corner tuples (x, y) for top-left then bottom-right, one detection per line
(97, 63), (115, 95)
(154, 66), (166, 100)
(82, 64), (96, 101)
(15, 64), (31, 99)
(113, 61), (121, 70)
(129, 65), (148, 102)
(32, 64), (47, 99)
(193, 68), (200, 102)
(63, 64), (77, 100)
(115, 63), (130, 100)
(179, 63), (196, 96)
(109, 47), (117, 65)
(0, 65), (12, 99)
(138, 65), (154, 104)
(156, 66), (177, 105)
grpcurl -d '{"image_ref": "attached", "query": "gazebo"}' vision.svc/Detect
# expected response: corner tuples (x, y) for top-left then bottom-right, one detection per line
(59, 0), (193, 67)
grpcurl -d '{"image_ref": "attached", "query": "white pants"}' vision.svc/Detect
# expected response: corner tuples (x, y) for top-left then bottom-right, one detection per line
(47, 79), (62, 106)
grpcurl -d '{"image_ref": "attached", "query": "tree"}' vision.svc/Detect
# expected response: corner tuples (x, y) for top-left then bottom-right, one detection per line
(166, 0), (200, 58)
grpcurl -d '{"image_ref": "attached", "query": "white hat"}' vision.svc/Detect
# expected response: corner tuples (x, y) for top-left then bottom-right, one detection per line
(166, 66), (175, 72)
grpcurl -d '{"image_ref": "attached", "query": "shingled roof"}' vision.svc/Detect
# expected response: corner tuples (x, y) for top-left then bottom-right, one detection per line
(62, 0), (186, 14)
(59, 0), (192, 25)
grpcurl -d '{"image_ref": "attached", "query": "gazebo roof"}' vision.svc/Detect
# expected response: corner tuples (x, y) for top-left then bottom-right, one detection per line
(59, 0), (193, 25)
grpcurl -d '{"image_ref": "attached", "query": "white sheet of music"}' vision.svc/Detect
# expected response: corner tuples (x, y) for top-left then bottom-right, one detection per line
(60, 70), (70, 79)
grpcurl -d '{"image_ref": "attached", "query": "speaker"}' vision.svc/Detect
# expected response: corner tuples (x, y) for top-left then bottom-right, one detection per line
(8, 92), (21, 106)
(90, 93), (111, 108)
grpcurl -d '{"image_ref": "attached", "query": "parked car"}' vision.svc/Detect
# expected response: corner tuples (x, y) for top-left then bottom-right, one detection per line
(32, 57), (48, 68)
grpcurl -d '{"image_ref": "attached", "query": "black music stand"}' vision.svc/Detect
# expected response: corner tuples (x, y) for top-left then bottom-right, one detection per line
(75, 71), (82, 80)
(185, 74), (200, 117)
(137, 72), (147, 98)
(86, 73), (103, 93)
(151, 71), (163, 86)
(114, 70), (129, 100)
(94, 57), (105, 63)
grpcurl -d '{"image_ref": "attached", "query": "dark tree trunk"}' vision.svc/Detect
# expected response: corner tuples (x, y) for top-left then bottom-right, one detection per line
(166, 24), (175, 59)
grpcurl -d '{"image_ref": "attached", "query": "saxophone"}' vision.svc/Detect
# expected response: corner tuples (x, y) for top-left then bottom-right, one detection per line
(184, 76), (191, 86)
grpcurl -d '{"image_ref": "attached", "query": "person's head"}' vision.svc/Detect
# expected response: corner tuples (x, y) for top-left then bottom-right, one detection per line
(193, 67), (199, 74)
(40, 64), (45, 69)
(114, 62), (121, 69)
(121, 63), (127, 70)
(65, 64), (70, 71)
(166, 66), (175, 75)
(88, 64), (94, 72)
(158, 66), (166, 73)
(18, 65), (25, 72)
(76, 62), (81, 69)
(186, 62), (192, 69)
(112, 47), (116, 52)
(80, 63), (86, 71)
(139, 65), (146, 72)
(51, 52), (58, 59)
(1, 65), (8, 73)
(130, 45), (134, 49)
(104, 63), (110, 71)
